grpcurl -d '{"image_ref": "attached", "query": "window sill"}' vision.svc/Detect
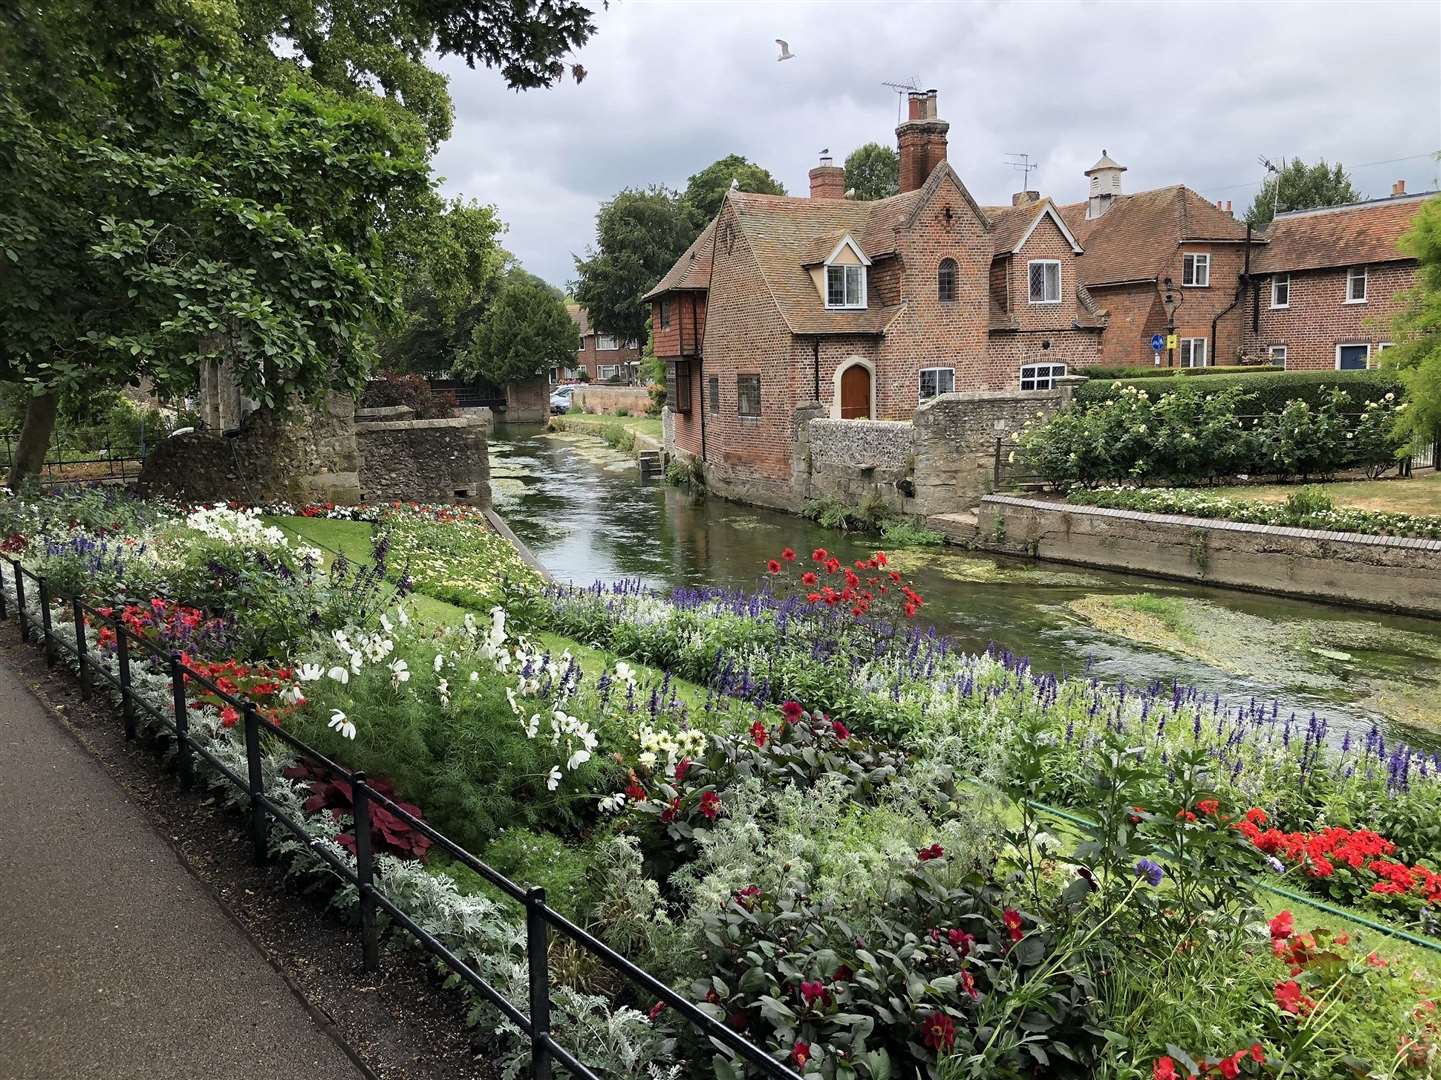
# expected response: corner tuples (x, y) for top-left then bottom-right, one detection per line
(1343, 298), (1368, 305)
(1027, 299), (1062, 306)
(823, 304), (868, 311)
(1181, 283), (1210, 289)
(1270, 303), (1289, 310)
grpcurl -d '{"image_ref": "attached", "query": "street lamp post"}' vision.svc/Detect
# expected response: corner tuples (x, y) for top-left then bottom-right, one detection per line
(1161, 276), (1183, 368)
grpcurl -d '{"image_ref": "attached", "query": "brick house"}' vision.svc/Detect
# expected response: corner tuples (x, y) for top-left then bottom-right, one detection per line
(1055, 153), (1265, 369)
(1244, 185), (1432, 371)
(563, 302), (642, 384)
(646, 90), (1104, 506)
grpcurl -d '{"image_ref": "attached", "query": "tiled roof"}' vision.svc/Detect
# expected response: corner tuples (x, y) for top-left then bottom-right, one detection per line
(642, 218), (717, 300)
(986, 202), (1047, 253)
(1252, 193), (1433, 274)
(1057, 185), (1252, 287)
(565, 302), (592, 337)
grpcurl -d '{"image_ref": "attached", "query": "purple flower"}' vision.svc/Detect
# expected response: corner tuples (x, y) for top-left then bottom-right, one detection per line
(1135, 858), (1163, 887)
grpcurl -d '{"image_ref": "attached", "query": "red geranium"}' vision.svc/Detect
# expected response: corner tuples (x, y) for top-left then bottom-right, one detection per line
(780, 700), (805, 723)
(1274, 979), (1314, 1015)
(781, 547), (796, 561)
(811, 547), (827, 562)
(1153, 1057), (1178, 1080)
(767, 559), (782, 574)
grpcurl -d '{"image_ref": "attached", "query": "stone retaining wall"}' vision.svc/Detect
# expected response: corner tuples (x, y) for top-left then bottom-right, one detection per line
(356, 413), (490, 506)
(806, 418), (915, 512)
(572, 384), (652, 416)
(976, 494), (1441, 616)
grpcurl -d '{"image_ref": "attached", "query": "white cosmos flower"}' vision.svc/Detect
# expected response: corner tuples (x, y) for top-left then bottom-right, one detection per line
(506, 687), (521, 715)
(598, 793), (626, 814)
(469, 671), (479, 683)
(545, 766), (562, 792)
(328, 709), (357, 740)
(434, 652), (445, 673)
(567, 749), (592, 771)
(523, 713), (541, 739)
(614, 661), (636, 685)
(280, 685), (305, 706)
(327, 665), (350, 685)
(297, 663), (324, 682)
(388, 658), (410, 685)
(380, 613), (393, 633)
(396, 606), (409, 626)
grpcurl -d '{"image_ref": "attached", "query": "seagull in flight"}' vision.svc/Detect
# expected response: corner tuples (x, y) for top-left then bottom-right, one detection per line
(775, 39), (796, 61)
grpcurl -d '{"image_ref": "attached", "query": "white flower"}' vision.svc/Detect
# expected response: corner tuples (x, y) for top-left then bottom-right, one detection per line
(523, 713), (541, 739)
(389, 658), (410, 685)
(297, 663), (324, 682)
(327, 665), (350, 685)
(434, 652), (445, 673)
(638, 750), (657, 769)
(567, 749), (592, 771)
(506, 687), (522, 715)
(380, 613), (393, 633)
(546, 766), (562, 792)
(328, 709), (357, 740)
(396, 606), (409, 626)
(469, 671), (479, 683)
(437, 678), (450, 705)
(597, 793), (626, 814)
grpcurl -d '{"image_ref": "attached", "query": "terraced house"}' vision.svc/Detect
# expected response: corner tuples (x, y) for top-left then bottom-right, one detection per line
(647, 90), (1105, 505)
(563, 302), (642, 384)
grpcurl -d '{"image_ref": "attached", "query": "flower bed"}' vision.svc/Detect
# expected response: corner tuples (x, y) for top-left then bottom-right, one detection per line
(1065, 486), (1441, 540)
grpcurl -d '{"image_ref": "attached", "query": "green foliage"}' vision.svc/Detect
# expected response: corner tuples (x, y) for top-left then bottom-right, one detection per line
(681, 154), (784, 223)
(479, 829), (599, 919)
(801, 494), (891, 533)
(1245, 158), (1360, 227)
(572, 187), (697, 348)
(878, 517), (944, 548)
(844, 143), (900, 201)
(361, 372), (455, 419)
(460, 267), (579, 386)
(1079, 365), (1282, 382)
(1074, 368), (1406, 411)
(1382, 194), (1441, 445)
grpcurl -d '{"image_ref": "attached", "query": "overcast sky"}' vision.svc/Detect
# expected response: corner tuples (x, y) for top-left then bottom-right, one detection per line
(432, 0), (1441, 289)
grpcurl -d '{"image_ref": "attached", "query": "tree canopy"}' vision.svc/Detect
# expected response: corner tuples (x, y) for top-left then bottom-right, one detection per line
(571, 187), (695, 347)
(1246, 158), (1360, 226)
(460, 268), (578, 385)
(844, 142), (899, 201)
(1383, 194), (1441, 444)
(681, 153), (784, 224)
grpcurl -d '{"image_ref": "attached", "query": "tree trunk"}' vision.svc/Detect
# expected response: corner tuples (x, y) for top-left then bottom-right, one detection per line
(7, 389), (59, 490)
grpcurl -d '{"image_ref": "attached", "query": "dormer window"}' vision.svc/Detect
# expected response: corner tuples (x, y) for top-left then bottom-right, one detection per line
(826, 264), (865, 309)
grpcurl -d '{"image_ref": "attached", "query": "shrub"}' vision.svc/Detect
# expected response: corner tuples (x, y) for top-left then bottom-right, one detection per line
(1074, 368), (1406, 411)
(1079, 363), (1282, 381)
(362, 372), (456, 419)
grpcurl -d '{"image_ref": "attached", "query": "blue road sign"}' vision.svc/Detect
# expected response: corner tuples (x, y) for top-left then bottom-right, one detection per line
(1150, 333), (1166, 351)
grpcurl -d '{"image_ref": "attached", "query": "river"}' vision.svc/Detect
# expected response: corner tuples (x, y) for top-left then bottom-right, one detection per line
(490, 424), (1441, 745)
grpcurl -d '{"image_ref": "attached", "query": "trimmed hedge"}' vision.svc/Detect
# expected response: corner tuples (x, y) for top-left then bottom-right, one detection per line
(1078, 364), (1281, 382)
(1075, 368), (1406, 411)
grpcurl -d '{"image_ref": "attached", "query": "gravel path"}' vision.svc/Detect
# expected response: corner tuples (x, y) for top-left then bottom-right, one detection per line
(0, 653), (367, 1080)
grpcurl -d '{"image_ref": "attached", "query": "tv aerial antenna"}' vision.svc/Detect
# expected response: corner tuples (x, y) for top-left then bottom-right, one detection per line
(882, 79), (920, 123)
(1005, 153), (1037, 190)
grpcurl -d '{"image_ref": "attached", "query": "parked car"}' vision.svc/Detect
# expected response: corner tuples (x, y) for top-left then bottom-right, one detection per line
(550, 385), (578, 414)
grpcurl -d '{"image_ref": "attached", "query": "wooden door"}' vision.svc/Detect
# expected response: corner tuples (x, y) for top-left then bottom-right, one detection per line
(840, 364), (871, 419)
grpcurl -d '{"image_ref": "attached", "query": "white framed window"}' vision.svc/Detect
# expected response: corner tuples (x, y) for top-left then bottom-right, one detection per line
(825, 264), (866, 309)
(1182, 253), (1210, 287)
(1027, 260), (1061, 304)
(918, 367), (955, 400)
(1271, 274), (1289, 308)
(596, 334), (620, 351)
(1335, 343), (1371, 370)
(1346, 267), (1367, 303)
(1268, 345), (1287, 368)
(1019, 362), (1067, 390)
(598, 364), (619, 380)
(1179, 338), (1208, 367)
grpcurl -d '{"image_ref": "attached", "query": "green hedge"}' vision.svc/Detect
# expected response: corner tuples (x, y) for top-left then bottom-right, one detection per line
(1075, 368), (1406, 411)
(1079, 364), (1281, 381)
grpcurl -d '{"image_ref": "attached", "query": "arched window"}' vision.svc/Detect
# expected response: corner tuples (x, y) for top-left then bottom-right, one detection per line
(937, 258), (958, 301)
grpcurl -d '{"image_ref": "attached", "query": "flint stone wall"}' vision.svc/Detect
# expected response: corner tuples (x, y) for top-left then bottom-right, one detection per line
(356, 415), (490, 506)
(806, 418), (915, 513)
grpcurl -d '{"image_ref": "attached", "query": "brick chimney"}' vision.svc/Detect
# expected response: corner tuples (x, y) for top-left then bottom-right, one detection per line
(896, 89), (948, 193)
(1393, 179), (1407, 196)
(809, 152), (846, 199)
(1012, 190), (1040, 207)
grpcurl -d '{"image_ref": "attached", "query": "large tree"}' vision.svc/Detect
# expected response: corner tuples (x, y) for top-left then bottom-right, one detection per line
(459, 268), (578, 385)
(681, 153), (784, 224)
(571, 187), (695, 347)
(1382, 194), (1441, 444)
(844, 142), (899, 201)
(1246, 158), (1361, 226)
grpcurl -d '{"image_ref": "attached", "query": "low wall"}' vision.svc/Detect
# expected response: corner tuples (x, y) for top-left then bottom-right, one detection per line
(976, 494), (1441, 616)
(572, 385), (652, 416)
(503, 376), (548, 424)
(356, 414), (490, 506)
(806, 418), (915, 512)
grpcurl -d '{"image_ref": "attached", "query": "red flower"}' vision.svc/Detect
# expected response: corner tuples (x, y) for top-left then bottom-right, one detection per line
(647, 1001), (665, 1022)
(825, 557), (841, 573)
(874, 551), (889, 566)
(959, 970), (979, 1001)
(917, 843), (944, 862)
(811, 547), (828, 562)
(1197, 798), (1220, 816)
(750, 720), (768, 748)
(1219, 1052), (1241, 1079)
(1250, 1044), (1265, 1063)
(699, 790), (720, 821)
(921, 1011), (956, 1053)
(781, 547), (796, 561)
(1152, 1057), (1178, 1080)
(625, 780), (647, 802)
(1246, 806), (1269, 826)
(948, 929), (975, 956)
(660, 797), (680, 823)
(780, 700), (805, 723)
(799, 980), (829, 1007)
(832, 719), (850, 740)
(219, 705), (240, 729)
(1176, 809), (1198, 823)
(674, 758), (692, 783)
(735, 884), (762, 910)
(1002, 908), (1024, 942)
(832, 965), (852, 983)
(1274, 979), (1313, 1015)
(767, 559), (782, 574)
(801, 571), (818, 586)
(1269, 910), (1293, 941)
(790, 1041), (811, 1067)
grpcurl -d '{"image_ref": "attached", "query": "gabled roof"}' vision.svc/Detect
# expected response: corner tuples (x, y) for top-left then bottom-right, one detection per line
(800, 233), (871, 267)
(642, 218), (717, 301)
(1056, 185), (1253, 287)
(565, 302), (592, 336)
(985, 199), (1082, 254)
(1252, 193), (1434, 275)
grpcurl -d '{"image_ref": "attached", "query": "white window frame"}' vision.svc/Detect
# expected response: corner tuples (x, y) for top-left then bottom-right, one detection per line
(1179, 338), (1208, 368)
(1182, 253), (1210, 287)
(825, 263), (866, 309)
(1345, 267), (1367, 304)
(1271, 274), (1289, 309)
(596, 334), (620, 351)
(598, 364), (619, 380)
(918, 367), (955, 400)
(1268, 345), (1287, 368)
(1027, 259), (1061, 304)
(1378, 341), (1394, 352)
(1019, 362), (1067, 390)
(1334, 343), (1372, 370)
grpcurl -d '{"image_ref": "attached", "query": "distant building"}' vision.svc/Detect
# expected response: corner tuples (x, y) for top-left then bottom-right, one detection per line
(1245, 183), (1432, 371)
(564, 303), (642, 384)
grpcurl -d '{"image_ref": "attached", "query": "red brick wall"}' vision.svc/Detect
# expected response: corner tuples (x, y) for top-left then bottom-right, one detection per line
(989, 256), (1010, 312)
(986, 328), (1104, 381)
(1007, 217), (1083, 332)
(1250, 262), (1415, 370)
(575, 332), (642, 381)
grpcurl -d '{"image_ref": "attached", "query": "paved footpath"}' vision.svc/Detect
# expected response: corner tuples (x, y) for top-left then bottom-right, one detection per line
(0, 656), (366, 1080)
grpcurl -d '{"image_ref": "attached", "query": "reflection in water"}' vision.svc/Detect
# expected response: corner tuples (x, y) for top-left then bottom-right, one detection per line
(491, 425), (1441, 744)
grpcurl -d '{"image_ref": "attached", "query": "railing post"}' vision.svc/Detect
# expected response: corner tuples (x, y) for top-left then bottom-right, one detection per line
(116, 615), (135, 739)
(526, 886), (552, 1080)
(243, 703), (269, 864)
(13, 561), (28, 642)
(170, 654), (192, 791)
(37, 576), (54, 666)
(0, 559), (7, 621)
(73, 598), (89, 700)
(352, 773), (379, 973)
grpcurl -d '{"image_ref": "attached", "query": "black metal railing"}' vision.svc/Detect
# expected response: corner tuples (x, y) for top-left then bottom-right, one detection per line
(2, 558), (802, 1080)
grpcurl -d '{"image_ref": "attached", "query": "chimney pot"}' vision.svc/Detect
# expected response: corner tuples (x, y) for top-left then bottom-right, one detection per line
(1012, 190), (1040, 207)
(1393, 179), (1407, 196)
(896, 90), (948, 193)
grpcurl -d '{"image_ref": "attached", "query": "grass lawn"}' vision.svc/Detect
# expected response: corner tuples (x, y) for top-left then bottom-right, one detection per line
(267, 514), (711, 709)
(1205, 470), (1441, 517)
(553, 412), (663, 442)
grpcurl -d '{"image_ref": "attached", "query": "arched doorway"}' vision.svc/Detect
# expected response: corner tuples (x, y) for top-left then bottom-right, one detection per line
(838, 362), (873, 420)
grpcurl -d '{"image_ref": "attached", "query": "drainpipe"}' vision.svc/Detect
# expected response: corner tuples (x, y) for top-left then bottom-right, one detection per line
(812, 338), (820, 403)
(1210, 224), (1252, 365)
